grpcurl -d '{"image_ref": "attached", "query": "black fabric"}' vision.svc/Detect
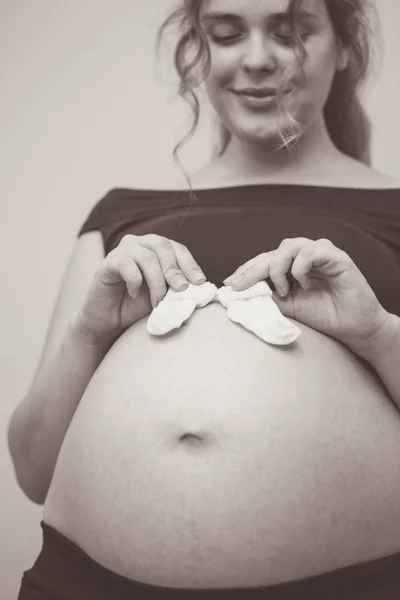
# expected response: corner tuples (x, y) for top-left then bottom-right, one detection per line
(17, 521), (400, 599)
(78, 184), (400, 317)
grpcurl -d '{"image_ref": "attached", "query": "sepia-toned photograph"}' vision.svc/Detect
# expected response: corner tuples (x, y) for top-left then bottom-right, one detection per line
(2, 1), (400, 598)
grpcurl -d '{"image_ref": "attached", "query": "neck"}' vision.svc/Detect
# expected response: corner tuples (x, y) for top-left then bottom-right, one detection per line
(215, 115), (341, 179)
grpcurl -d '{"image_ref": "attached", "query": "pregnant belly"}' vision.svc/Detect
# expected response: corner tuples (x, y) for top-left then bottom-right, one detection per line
(43, 303), (400, 589)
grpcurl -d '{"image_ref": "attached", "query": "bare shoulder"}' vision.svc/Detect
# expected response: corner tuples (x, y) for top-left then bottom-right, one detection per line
(361, 169), (400, 188)
(342, 159), (400, 189)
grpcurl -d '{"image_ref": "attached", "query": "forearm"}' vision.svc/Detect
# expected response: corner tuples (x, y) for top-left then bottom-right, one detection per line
(349, 313), (400, 412)
(7, 321), (113, 504)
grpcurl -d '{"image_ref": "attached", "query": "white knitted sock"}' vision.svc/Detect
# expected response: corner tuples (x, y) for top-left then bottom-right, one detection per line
(147, 281), (218, 335)
(217, 281), (301, 345)
(147, 280), (301, 345)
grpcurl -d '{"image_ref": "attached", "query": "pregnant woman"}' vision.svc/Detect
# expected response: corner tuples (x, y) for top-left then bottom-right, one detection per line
(9, 0), (400, 598)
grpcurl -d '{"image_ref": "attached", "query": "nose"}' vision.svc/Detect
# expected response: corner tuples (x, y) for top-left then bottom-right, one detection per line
(241, 35), (278, 74)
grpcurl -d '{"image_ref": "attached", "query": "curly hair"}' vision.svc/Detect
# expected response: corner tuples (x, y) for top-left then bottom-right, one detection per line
(156, 0), (379, 188)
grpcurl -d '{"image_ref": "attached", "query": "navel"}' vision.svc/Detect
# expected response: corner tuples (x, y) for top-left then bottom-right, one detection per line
(178, 432), (207, 448)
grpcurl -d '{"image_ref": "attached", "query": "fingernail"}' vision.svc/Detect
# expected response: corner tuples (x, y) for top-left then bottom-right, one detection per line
(278, 285), (288, 297)
(173, 274), (188, 290)
(194, 270), (206, 283)
(224, 274), (238, 284)
(224, 279), (239, 289)
(224, 273), (244, 288)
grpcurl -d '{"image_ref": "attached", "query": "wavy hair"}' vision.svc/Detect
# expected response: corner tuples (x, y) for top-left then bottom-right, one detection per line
(156, 0), (379, 188)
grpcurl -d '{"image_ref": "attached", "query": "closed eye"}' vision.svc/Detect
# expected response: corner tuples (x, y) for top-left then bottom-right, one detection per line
(210, 33), (241, 45)
(210, 32), (310, 46)
(273, 31), (311, 46)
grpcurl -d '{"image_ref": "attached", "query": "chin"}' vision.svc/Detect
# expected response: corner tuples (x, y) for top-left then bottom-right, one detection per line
(227, 108), (298, 141)
(235, 124), (287, 147)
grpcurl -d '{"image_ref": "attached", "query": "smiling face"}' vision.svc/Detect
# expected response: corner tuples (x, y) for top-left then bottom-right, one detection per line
(200, 0), (348, 148)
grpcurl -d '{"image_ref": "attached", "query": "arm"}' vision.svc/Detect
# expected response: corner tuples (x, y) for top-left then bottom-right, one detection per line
(7, 232), (107, 505)
(348, 313), (400, 412)
(8, 322), (113, 505)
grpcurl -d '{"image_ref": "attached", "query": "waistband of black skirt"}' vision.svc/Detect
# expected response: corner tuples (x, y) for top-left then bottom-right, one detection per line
(20, 520), (400, 599)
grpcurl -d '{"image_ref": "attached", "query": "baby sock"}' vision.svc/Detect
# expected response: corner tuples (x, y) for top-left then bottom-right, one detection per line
(147, 281), (218, 335)
(217, 281), (301, 345)
(147, 280), (301, 345)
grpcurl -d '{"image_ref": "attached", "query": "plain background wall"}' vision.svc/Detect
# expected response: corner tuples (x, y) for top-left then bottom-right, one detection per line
(1, 1), (399, 598)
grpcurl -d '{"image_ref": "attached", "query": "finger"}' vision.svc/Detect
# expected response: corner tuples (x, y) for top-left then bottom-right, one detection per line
(169, 240), (207, 285)
(225, 237), (311, 292)
(97, 248), (144, 298)
(265, 238), (321, 294)
(139, 235), (190, 291)
(224, 252), (272, 290)
(118, 240), (167, 307)
(291, 242), (350, 287)
(269, 251), (297, 295)
(129, 246), (168, 308)
(118, 257), (143, 299)
(96, 248), (124, 284)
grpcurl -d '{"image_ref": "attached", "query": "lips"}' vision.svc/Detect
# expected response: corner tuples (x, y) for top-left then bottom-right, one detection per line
(235, 88), (277, 98)
(230, 87), (295, 112)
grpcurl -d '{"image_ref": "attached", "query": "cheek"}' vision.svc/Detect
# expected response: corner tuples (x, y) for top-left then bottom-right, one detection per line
(303, 42), (338, 98)
(204, 78), (229, 122)
(206, 45), (243, 86)
(204, 52), (237, 109)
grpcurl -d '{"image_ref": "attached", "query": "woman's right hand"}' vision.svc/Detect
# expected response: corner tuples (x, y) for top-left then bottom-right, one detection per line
(71, 234), (207, 347)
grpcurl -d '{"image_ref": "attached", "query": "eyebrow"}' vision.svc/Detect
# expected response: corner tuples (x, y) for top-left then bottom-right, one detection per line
(200, 10), (318, 24)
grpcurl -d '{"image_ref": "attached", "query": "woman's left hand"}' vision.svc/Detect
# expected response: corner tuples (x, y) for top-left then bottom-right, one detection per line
(224, 237), (391, 353)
